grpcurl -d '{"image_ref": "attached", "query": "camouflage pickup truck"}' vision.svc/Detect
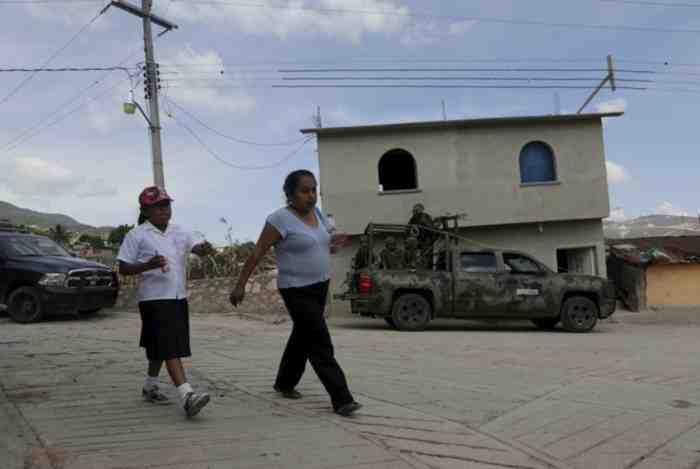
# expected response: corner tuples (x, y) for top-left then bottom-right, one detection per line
(337, 223), (616, 332)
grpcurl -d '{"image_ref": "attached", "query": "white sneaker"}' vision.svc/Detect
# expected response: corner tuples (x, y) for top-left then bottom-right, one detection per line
(183, 391), (210, 418)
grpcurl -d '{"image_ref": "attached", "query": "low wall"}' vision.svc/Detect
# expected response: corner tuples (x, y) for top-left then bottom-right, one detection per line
(115, 271), (286, 318)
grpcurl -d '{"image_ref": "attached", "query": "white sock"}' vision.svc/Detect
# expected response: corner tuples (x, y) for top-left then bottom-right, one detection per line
(177, 383), (193, 402)
(144, 376), (159, 390)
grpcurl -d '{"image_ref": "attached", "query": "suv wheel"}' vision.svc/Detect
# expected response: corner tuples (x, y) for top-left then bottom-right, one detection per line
(8, 287), (44, 323)
(561, 296), (598, 333)
(391, 293), (431, 331)
(532, 317), (560, 330)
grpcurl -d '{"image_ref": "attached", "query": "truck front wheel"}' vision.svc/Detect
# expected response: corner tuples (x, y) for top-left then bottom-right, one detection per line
(391, 294), (431, 331)
(8, 287), (44, 324)
(561, 296), (598, 333)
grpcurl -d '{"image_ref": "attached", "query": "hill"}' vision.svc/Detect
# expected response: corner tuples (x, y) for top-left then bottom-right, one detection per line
(604, 215), (700, 239)
(0, 201), (112, 236)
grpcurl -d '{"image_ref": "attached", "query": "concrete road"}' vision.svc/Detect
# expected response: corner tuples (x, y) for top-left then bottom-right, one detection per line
(2, 308), (700, 469)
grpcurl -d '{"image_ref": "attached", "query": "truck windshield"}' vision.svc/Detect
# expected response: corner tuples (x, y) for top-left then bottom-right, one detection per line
(0, 236), (70, 257)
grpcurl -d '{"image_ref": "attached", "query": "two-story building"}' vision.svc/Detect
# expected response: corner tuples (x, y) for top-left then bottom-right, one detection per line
(301, 112), (622, 303)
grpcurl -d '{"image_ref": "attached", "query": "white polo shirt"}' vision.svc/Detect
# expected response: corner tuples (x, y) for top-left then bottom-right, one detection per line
(117, 221), (196, 302)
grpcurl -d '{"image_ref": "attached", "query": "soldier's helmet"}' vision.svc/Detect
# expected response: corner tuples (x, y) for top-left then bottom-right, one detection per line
(413, 203), (425, 214)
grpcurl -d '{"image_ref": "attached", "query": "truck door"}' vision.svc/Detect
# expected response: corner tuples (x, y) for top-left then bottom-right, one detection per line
(453, 251), (509, 318)
(502, 252), (552, 316)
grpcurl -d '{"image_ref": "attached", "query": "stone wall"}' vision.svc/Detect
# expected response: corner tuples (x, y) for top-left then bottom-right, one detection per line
(115, 270), (287, 319)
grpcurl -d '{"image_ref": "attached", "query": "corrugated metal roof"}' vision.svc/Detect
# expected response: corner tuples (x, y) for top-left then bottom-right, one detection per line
(301, 112), (623, 136)
(607, 236), (700, 266)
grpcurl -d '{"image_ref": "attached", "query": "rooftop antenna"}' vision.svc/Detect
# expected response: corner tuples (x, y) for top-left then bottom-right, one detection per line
(577, 55), (616, 114)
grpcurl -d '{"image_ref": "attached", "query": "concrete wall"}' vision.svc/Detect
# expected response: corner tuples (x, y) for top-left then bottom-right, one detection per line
(328, 218), (607, 310)
(318, 119), (611, 234)
(647, 264), (700, 307)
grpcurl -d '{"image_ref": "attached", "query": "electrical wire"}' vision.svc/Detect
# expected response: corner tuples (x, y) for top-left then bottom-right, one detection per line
(0, 2), (110, 106)
(169, 111), (313, 170)
(163, 97), (309, 146)
(0, 66), (132, 73)
(7, 0), (699, 34)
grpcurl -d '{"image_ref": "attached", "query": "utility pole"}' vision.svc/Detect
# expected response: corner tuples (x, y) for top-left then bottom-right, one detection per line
(110, 1), (177, 189)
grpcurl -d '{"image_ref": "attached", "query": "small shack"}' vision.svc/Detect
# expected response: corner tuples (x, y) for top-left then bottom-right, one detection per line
(607, 236), (700, 311)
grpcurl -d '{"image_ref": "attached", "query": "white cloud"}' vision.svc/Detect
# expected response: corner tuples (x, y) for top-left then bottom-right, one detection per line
(166, 0), (471, 44)
(656, 201), (689, 217)
(605, 161), (630, 184)
(76, 178), (119, 198)
(596, 98), (627, 114)
(0, 157), (117, 199)
(606, 207), (627, 222)
(162, 46), (256, 114)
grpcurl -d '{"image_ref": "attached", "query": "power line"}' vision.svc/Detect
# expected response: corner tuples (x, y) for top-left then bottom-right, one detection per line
(278, 76), (654, 83)
(0, 47), (143, 153)
(272, 84), (648, 90)
(171, 0), (700, 34)
(164, 97), (309, 146)
(169, 111), (313, 170)
(0, 66), (132, 73)
(278, 67), (655, 74)
(0, 2), (110, 107)
(15, 0), (700, 34)
(600, 0), (700, 7)
(2, 76), (128, 154)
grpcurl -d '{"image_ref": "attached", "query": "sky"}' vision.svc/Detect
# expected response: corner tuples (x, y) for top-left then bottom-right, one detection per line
(1, 0), (699, 244)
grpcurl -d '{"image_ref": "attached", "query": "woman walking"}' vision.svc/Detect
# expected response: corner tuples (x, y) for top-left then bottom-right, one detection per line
(118, 186), (214, 418)
(229, 170), (361, 417)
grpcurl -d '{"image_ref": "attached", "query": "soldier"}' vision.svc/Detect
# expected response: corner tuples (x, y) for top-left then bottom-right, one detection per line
(409, 203), (435, 250)
(379, 236), (404, 270)
(404, 235), (426, 270)
(352, 235), (375, 270)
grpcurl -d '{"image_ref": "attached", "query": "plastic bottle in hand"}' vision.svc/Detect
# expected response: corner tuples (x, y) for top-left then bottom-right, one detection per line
(156, 250), (170, 273)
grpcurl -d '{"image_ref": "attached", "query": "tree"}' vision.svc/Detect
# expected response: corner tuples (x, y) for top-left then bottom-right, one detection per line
(79, 234), (106, 249)
(109, 224), (133, 247)
(49, 224), (72, 246)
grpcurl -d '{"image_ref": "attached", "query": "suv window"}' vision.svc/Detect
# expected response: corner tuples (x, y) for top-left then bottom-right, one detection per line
(503, 253), (542, 274)
(0, 235), (70, 257)
(460, 252), (498, 272)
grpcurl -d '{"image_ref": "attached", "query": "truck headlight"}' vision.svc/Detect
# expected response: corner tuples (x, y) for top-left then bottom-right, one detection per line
(38, 273), (67, 287)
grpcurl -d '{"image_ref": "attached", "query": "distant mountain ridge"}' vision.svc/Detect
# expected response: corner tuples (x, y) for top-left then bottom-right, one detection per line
(604, 215), (700, 239)
(0, 201), (113, 235)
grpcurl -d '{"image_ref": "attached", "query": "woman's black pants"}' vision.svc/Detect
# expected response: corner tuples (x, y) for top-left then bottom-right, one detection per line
(276, 281), (354, 410)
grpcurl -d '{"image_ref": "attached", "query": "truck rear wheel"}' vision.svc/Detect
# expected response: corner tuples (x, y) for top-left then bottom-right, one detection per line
(391, 294), (431, 331)
(8, 287), (44, 323)
(561, 296), (598, 333)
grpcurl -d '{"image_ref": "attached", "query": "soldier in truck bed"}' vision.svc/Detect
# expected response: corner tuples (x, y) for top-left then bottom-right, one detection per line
(408, 203), (436, 250)
(352, 236), (376, 270)
(379, 236), (404, 270)
(404, 235), (427, 270)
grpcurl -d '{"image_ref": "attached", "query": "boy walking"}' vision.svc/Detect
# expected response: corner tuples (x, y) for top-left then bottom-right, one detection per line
(118, 186), (214, 418)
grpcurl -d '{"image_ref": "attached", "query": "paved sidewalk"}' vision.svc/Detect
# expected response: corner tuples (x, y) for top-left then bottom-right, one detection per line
(3, 309), (700, 468)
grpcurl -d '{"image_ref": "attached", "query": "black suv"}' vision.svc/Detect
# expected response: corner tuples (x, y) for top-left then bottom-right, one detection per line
(0, 230), (119, 323)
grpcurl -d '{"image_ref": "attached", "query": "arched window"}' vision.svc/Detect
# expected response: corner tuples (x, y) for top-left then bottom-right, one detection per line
(519, 141), (557, 184)
(378, 149), (417, 191)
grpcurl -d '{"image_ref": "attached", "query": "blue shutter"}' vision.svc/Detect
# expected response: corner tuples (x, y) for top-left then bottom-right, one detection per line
(520, 142), (556, 183)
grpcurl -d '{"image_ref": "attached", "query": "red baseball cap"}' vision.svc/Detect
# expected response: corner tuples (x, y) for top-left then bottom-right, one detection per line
(139, 186), (173, 207)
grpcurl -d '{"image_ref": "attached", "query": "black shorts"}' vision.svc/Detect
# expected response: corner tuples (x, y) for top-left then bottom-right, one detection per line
(138, 299), (191, 361)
